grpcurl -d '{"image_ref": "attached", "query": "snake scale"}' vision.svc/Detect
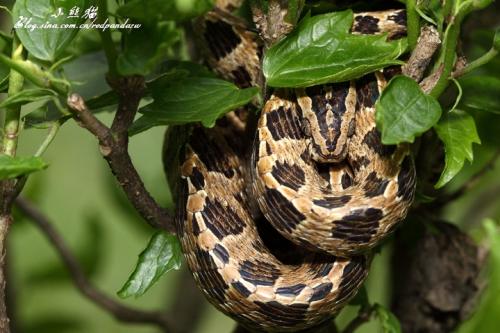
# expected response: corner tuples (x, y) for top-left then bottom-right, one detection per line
(174, 1), (416, 331)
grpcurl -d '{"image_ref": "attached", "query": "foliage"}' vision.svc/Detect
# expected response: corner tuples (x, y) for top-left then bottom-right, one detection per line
(263, 10), (406, 87)
(0, 155), (48, 179)
(434, 110), (481, 188)
(0, 0), (499, 332)
(12, 0), (89, 61)
(375, 75), (442, 145)
(118, 232), (182, 298)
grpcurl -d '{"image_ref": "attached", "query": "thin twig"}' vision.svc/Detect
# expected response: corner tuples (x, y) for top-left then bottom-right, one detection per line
(15, 197), (173, 332)
(452, 47), (498, 78)
(67, 84), (175, 234)
(0, 34), (27, 333)
(402, 25), (441, 82)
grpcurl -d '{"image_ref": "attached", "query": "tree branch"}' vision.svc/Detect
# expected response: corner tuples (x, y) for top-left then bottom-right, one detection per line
(67, 80), (175, 234)
(402, 25), (441, 83)
(14, 197), (174, 332)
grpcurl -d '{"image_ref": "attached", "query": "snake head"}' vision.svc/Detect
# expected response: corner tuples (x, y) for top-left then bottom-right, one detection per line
(296, 83), (357, 163)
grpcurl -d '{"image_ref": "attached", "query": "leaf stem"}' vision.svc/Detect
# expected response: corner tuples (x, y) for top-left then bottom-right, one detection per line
(0, 54), (69, 95)
(2, 36), (24, 157)
(96, 0), (118, 77)
(34, 121), (61, 157)
(429, 8), (468, 98)
(453, 47), (499, 78)
(406, 0), (420, 50)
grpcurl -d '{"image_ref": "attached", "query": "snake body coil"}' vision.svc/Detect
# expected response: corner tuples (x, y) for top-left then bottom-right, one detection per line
(175, 3), (416, 332)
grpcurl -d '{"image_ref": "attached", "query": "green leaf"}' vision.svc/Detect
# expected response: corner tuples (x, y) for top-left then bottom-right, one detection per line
(458, 219), (500, 333)
(374, 304), (402, 333)
(0, 88), (57, 108)
(12, 0), (89, 61)
(434, 110), (481, 188)
(263, 10), (406, 87)
(118, 232), (182, 298)
(135, 77), (258, 130)
(23, 101), (69, 129)
(459, 75), (500, 114)
(0, 155), (48, 179)
(375, 75), (442, 144)
(117, 21), (180, 76)
(117, 0), (213, 23)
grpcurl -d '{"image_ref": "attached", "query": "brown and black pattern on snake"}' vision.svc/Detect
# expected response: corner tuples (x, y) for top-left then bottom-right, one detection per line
(253, 74), (416, 256)
(195, 9), (262, 89)
(177, 127), (370, 332)
(196, 9), (407, 91)
(178, 4), (414, 332)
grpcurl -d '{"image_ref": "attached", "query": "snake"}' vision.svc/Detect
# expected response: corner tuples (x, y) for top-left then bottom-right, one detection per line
(174, 2), (416, 332)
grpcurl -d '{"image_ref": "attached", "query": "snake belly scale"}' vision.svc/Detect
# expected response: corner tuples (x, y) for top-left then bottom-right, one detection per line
(174, 3), (416, 332)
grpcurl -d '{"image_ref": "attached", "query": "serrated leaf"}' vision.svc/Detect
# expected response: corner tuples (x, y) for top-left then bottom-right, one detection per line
(459, 75), (500, 114)
(117, 0), (213, 23)
(0, 88), (57, 108)
(136, 77), (258, 129)
(12, 0), (89, 61)
(263, 10), (406, 87)
(117, 21), (180, 76)
(118, 232), (181, 298)
(434, 110), (481, 188)
(376, 75), (442, 144)
(0, 155), (48, 179)
(458, 219), (500, 333)
(374, 304), (402, 333)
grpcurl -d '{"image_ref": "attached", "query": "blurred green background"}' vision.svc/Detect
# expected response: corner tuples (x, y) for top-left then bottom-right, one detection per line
(0, 0), (499, 332)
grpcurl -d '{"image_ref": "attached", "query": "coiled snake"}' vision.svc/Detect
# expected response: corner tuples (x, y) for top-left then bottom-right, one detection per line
(175, 2), (416, 332)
